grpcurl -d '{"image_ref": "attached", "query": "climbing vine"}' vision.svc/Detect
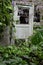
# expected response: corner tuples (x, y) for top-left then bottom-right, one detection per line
(0, 0), (12, 38)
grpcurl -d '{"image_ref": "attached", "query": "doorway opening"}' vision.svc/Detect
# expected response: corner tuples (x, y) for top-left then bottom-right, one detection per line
(18, 7), (29, 24)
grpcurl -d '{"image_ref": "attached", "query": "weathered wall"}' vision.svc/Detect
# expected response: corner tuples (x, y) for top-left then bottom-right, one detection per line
(14, 2), (34, 39)
(15, 0), (43, 24)
(0, 26), (10, 46)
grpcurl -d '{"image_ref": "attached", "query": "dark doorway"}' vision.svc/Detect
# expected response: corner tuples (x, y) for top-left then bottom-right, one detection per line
(18, 7), (29, 24)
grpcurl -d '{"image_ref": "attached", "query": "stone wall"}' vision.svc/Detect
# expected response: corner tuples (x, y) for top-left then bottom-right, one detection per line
(0, 26), (10, 46)
(15, 0), (43, 24)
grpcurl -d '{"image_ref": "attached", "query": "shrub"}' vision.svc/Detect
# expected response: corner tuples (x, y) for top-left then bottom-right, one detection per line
(31, 31), (43, 45)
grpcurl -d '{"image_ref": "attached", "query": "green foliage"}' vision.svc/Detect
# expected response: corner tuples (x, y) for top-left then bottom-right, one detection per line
(33, 24), (43, 30)
(0, 0), (12, 25)
(0, 44), (43, 65)
(31, 31), (43, 45)
(0, 30), (43, 65)
(0, 0), (12, 38)
(0, 29), (43, 65)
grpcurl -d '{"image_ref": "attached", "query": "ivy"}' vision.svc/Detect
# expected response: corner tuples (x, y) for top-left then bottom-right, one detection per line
(0, 0), (12, 38)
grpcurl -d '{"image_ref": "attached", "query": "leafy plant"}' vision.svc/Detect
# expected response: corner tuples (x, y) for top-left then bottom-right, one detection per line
(0, 33), (43, 65)
(0, 0), (12, 38)
(31, 31), (43, 45)
(0, 28), (43, 65)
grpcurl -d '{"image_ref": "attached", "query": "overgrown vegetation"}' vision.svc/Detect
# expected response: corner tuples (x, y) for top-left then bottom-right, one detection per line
(0, 0), (12, 38)
(0, 30), (43, 65)
(0, 0), (43, 65)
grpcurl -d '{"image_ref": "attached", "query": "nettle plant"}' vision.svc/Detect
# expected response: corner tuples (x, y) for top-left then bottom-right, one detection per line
(0, 0), (12, 38)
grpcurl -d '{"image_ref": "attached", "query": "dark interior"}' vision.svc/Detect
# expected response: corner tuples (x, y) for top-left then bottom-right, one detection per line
(18, 7), (29, 24)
